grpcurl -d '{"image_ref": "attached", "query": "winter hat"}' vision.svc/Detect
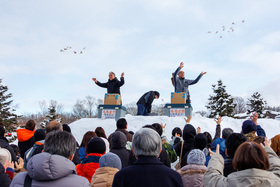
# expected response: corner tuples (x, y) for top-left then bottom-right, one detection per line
(187, 149), (206, 165)
(62, 124), (71, 133)
(34, 129), (46, 142)
(194, 133), (207, 150)
(0, 148), (11, 165)
(110, 131), (127, 149)
(99, 152), (122, 170)
(222, 128), (234, 139)
(87, 137), (106, 154)
(242, 120), (257, 134)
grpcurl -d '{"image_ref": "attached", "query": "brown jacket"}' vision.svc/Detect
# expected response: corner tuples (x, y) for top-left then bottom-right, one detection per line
(178, 164), (206, 187)
(91, 167), (119, 187)
(204, 147), (280, 187)
(271, 134), (280, 156)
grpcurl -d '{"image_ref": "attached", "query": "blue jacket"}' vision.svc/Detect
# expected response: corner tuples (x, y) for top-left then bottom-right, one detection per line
(79, 147), (86, 163)
(257, 125), (266, 137)
(173, 67), (203, 101)
(112, 156), (183, 187)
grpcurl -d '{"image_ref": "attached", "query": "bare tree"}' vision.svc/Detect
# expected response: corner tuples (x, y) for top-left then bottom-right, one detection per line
(233, 96), (247, 115)
(72, 96), (102, 119)
(152, 104), (165, 116)
(85, 96), (96, 118)
(38, 100), (48, 115)
(72, 99), (88, 119)
(125, 102), (137, 115)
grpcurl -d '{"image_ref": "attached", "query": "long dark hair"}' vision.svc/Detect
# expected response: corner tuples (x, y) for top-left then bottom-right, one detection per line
(95, 127), (107, 139)
(79, 131), (97, 149)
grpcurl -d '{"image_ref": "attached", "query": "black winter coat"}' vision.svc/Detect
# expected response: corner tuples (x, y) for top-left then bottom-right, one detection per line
(136, 91), (155, 113)
(0, 163), (11, 187)
(0, 136), (17, 162)
(224, 158), (236, 177)
(96, 77), (124, 94)
(112, 156), (184, 187)
(174, 124), (196, 168)
(109, 131), (131, 168)
(18, 137), (35, 158)
(128, 147), (171, 168)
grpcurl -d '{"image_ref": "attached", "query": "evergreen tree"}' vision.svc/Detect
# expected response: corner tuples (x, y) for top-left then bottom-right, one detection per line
(0, 79), (18, 131)
(247, 92), (268, 118)
(206, 80), (236, 118)
(42, 102), (62, 128)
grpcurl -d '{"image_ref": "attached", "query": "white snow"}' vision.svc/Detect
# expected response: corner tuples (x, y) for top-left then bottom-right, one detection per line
(69, 114), (280, 144)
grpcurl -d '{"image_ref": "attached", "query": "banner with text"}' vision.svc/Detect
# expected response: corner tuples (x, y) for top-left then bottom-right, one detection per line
(170, 108), (185, 117)
(101, 109), (116, 119)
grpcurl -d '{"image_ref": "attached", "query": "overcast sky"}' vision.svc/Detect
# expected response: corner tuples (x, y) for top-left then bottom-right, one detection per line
(1, 0), (280, 115)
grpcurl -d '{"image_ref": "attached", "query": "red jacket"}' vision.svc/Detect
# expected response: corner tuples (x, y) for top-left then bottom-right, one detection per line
(76, 153), (103, 182)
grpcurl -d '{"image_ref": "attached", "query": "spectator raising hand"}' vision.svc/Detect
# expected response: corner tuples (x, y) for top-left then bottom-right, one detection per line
(250, 112), (259, 125)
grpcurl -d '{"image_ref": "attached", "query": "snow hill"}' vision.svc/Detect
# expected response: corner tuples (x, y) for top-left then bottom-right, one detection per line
(69, 114), (280, 144)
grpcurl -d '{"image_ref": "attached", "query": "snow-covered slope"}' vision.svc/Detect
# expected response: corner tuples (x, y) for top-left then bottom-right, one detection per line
(69, 114), (280, 144)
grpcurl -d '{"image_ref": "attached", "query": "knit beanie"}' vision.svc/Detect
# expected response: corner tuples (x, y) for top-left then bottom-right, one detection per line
(187, 149), (206, 165)
(34, 129), (46, 142)
(99, 152), (122, 170)
(87, 137), (106, 154)
(242, 120), (257, 134)
(0, 148), (11, 165)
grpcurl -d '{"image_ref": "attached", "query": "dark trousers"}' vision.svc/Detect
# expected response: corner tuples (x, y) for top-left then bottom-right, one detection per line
(137, 104), (148, 116)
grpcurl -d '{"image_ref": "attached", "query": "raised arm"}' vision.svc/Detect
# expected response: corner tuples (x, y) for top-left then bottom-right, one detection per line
(213, 116), (222, 139)
(92, 78), (108, 88)
(186, 73), (204, 85)
(250, 112), (266, 137)
(173, 62), (184, 85)
(262, 138), (280, 177)
(204, 145), (228, 186)
(118, 72), (125, 87)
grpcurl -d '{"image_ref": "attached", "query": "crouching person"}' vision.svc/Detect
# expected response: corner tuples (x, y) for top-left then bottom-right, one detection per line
(91, 152), (122, 187)
(10, 131), (90, 187)
(112, 128), (183, 187)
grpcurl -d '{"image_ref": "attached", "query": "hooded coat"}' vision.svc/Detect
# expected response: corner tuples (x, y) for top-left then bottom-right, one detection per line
(174, 124), (196, 167)
(76, 153), (103, 183)
(0, 136), (17, 162)
(178, 164), (207, 187)
(96, 77), (124, 95)
(16, 129), (35, 158)
(91, 167), (119, 187)
(10, 152), (90, 187)
(109, 131), (131, 168)
(204, 147), (280, 187)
